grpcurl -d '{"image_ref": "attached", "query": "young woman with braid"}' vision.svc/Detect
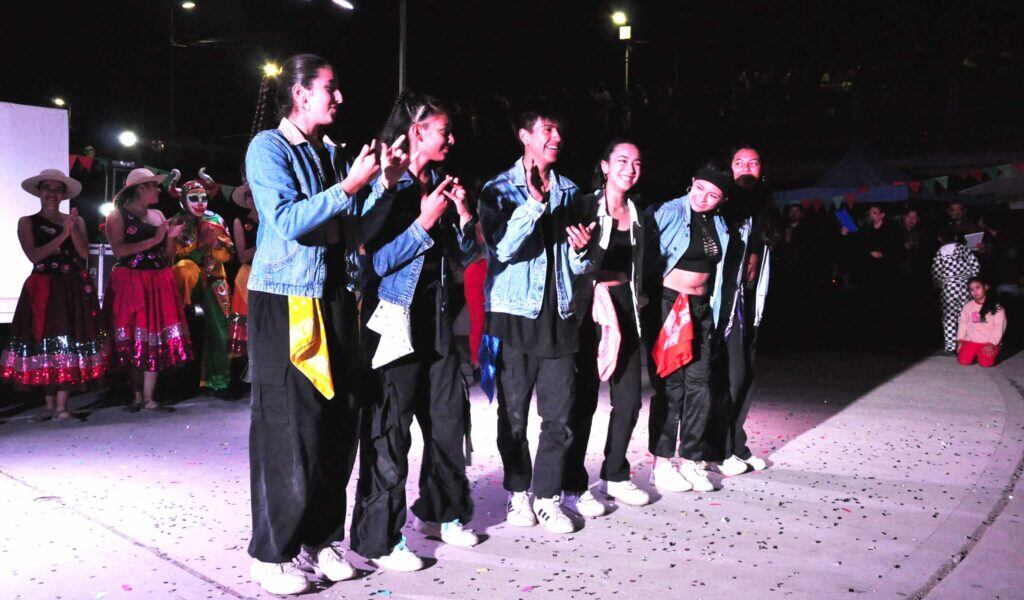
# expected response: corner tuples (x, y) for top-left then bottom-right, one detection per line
(351, 93), (479, 571)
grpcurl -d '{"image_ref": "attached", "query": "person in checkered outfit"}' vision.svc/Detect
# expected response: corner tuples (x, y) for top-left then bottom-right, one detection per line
(931, 228), (979, 354)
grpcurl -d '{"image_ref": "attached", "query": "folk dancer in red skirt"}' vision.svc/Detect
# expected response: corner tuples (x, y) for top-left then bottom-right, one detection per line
(2, 169), (110, 421)
(103, 168), (193, 411)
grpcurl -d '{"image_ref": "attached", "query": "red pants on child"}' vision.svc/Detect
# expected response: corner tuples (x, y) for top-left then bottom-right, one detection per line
(957, 341), (1000, 367)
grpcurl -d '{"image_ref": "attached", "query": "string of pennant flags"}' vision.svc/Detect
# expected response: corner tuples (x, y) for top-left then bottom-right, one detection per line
(68, 153), (1024, 212)
(68, 155), (238, 201)
(774, 161), (1024, 210)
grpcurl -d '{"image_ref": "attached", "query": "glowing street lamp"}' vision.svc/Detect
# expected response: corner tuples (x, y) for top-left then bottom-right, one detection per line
(118, 130), (138, 148)
(611, 12), (632, 91)
(332, 0), (354, 9)
(52, 97), (66, 107)
(262, 62), (282, 78)
(181, 1), (196, 9)
(611, 11), (627, 26)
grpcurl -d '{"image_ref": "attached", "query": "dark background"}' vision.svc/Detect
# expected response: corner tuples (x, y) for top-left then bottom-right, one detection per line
(4, 0), (1022, 189)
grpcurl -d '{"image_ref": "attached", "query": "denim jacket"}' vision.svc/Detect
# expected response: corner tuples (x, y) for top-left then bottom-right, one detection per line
(361, 169), (479, 309)
(478, 160), (591, 318)
(245, 118), (381, 298)
(574, 190), (646, 334)
(646, 193), (743, 326)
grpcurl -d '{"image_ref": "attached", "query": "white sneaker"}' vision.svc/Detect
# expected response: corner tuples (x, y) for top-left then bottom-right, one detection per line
(312, 544), (357, 582)
(743, 454), (768, 471)
(604, 480), (650, 506)
(718, 455), (750, 477)
(506, 491), (537, 527)
(678, 459), (715, 492)
(649, 459), (692, 492)
(250, 559), (309, 595)
(371, 537), (424, 572)
(418, 518), (479, 547)
(564, 490), (607, 517)
(533, 496), (576, 534)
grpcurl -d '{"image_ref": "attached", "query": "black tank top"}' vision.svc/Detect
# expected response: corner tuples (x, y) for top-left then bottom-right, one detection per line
(117, 208), (167, 270)
(674, 212), (721, 274)
(30, 215), (83, 274)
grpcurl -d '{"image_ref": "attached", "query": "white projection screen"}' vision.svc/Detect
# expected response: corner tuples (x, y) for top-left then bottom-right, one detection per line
(0, 102), (69, 323)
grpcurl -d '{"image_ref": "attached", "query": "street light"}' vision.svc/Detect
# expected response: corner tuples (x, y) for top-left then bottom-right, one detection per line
(332, 0), (354, 9)
(262, 62), (282, 78)
(52, 97), (66, 107)
(611, 12), (631, 91)
(181, 1), (196, 9)
(118, 131), (138, 147)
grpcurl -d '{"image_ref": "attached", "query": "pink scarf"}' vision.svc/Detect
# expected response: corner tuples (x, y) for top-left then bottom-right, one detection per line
(592, 282), (622, 381)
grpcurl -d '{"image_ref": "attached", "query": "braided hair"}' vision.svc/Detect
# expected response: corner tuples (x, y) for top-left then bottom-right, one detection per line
(379, 92), (449, 151)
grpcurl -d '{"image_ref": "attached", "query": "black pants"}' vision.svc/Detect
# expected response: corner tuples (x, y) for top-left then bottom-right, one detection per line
(496, 348), (575, 499)
(648, 291), (714, 461)
(247, 287), (361, 563)
(564, 283), (642, 491)
(711, 287), (759, 461)
(350, 288), (472, 559)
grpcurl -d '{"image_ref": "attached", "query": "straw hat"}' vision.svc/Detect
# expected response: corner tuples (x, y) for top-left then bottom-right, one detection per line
(120, 167), (167, 191)
(21, 168), (82, 199)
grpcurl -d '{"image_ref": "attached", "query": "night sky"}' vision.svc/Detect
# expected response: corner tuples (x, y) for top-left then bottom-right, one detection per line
(4, 0), (1021, 182)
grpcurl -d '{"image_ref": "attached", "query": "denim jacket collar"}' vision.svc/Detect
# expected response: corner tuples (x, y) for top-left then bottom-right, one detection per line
(278, 117), (338, 148)
(508, 158), (576, 192)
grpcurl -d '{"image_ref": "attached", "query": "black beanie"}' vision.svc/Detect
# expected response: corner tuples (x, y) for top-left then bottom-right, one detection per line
(693, 166), (733, 199)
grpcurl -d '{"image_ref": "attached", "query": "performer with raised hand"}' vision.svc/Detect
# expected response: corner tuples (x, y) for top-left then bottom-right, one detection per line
(242, 53), (405, 596)
(478, 104), (594, 535)
(352, 93), (479, 572)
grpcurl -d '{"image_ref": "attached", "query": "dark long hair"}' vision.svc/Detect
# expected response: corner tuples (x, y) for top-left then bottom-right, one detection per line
(591, 136), (640, 190)
(276, 54), (332, 121)
(380, 92), (448, 151)
(968, 277), (1001, 322)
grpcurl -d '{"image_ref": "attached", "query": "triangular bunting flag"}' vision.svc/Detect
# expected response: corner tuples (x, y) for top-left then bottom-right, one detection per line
(844, 193), (856, 208)
(967, 169), (983, 182)
(983, 167), (999, 180)
(921, 179), (936, 194)
(909, 181), (921, 195)
(935, 176), (949, 189)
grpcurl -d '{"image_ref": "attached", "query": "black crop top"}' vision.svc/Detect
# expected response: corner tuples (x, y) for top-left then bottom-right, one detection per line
(601, 228), (632, 275)
(674, 213), (721, 274)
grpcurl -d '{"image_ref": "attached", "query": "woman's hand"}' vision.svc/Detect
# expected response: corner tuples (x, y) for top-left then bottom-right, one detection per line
(381, 135), (414, 190)
(444, 177), (473, 225)
(341, 140), (380, 195)
(566, 222), (597, 251)
(417, 175), (453, 231)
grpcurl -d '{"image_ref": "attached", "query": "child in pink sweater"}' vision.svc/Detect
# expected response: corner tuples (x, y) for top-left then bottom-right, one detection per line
(957, 278), (1007, 368)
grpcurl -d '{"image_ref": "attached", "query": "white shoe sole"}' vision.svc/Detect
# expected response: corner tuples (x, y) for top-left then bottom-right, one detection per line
(250, 565), (309, 595)
(604, 487), (650, 506)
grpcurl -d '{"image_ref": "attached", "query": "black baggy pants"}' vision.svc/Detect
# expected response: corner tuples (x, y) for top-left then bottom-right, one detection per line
(564, 283), (642, 491)
(350, 287), (472, 559)
(496, 348), (575, 500)
(648, 291), (714, 461)
(247, 286), (361, 563)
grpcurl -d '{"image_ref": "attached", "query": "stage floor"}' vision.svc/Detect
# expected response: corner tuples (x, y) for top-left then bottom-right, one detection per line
(2, 349), (1022, 599)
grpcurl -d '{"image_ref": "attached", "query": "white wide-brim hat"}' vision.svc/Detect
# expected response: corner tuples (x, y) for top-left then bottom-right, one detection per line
(21, 168), (82, 199)
(121, 167), (167, 191)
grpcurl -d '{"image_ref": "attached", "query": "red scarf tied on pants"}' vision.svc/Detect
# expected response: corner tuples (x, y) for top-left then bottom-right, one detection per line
(652, 293), (694, 378)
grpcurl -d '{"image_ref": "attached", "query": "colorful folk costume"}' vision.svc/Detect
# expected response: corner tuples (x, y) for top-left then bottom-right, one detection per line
(168, 171), (236, 390)
(105, 169), (193, 372)
(1, 170), (110, 387)
(932, 242), (979, 353)
(228, 183), (257, 356)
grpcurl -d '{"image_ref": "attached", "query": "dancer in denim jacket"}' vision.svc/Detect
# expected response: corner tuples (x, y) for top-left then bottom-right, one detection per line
(351, 93), (479, 571)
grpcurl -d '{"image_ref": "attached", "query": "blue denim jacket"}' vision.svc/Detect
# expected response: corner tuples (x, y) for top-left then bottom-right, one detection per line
(245, 118), (379, 298)
(647, 193), (746, 326)
(478, 160), (591, 318)
(361, 169), (479, 308)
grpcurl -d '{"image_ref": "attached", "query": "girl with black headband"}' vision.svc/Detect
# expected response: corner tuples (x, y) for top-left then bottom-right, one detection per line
(645, 162), (736, 494)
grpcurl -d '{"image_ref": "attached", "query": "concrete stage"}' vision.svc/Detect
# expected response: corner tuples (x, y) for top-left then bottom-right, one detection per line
(1, 349), (1022, 599)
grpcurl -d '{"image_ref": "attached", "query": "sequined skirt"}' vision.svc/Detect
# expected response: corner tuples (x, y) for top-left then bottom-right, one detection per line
(104, 266), (193, 371)
(1, 269), (110, 386)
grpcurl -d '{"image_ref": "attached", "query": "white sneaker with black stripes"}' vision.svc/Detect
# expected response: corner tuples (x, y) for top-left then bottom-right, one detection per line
(533, 495), (576, 534)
